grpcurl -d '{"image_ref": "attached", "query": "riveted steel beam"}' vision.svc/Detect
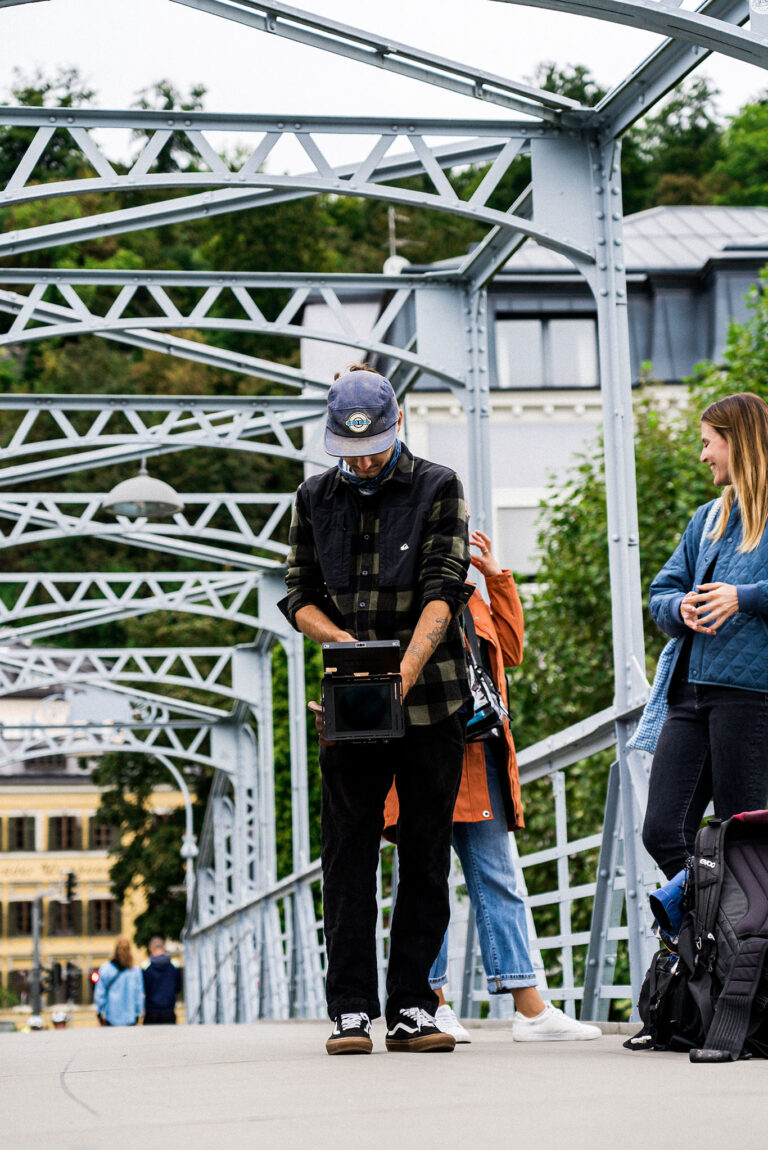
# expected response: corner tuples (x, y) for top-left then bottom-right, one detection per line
(588, 0), (750, 137)
(493, 0), (768, 71)
(169, 0), (582, 120)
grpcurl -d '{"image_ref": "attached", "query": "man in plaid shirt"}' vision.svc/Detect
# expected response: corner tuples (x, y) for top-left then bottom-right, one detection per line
(280, 365), (471, 1055)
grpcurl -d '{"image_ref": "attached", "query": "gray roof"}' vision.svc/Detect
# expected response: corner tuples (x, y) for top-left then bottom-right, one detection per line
(447, 206), (768, 277)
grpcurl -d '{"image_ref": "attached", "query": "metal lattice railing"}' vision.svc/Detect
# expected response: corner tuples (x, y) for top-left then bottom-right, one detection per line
(183, 703), (661, 1024)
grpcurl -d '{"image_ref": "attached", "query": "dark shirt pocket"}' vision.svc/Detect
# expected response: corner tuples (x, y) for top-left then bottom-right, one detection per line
(313, 501), (354, 589)
(378, 500), (428, 588)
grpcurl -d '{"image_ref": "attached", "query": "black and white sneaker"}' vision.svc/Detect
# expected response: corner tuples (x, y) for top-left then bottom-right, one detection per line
(326, 1012), (373, 1055)
(385, 1007), (456, 1053)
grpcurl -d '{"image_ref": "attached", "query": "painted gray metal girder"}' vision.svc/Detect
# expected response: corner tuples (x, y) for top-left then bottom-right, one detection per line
(0, 570), (264, 644)
(0, 288), (329, 390)
(0, 646), (242, 703)
(0, 722), (214, 772)
(0, 278), (476, 387)
(588, 0), (750, 137)
(0, 138), (501, 258)
(457, 187), (533, 289)
(0, 163), (593, 268)
(168, 0), (582, 120)
(494, 0), (768, 70)
(1, 679), (227, 726)
(0, 390), (325, 464)
(0, 493), (292, 569)
(0, 387), (327, 487)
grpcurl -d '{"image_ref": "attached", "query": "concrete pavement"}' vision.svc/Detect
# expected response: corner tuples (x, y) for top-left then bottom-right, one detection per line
(1, 1020), (765, 1150)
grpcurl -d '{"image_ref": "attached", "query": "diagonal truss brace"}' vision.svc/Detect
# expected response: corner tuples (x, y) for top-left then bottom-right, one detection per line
(0, 646), (242, 704)
(0, 493), (294, 569)
(0, 137), (504, 259)
(0, 570), (264, 644)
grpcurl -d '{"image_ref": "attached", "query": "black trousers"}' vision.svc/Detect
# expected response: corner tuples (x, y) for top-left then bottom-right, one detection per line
(143, 1010), (177, 1025)
(643, 678), (768, 879)
(320, 711), (465, 1026)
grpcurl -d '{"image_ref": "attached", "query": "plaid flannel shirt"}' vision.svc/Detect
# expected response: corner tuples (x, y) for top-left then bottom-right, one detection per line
(281, 444), (472, 725)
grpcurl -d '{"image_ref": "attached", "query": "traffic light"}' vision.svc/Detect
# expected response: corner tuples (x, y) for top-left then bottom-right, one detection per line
(64, 872), (77, 902)
(40, 967), (54, 995)
(51, 961), (62, 999)
(64, 962), (82, 1003)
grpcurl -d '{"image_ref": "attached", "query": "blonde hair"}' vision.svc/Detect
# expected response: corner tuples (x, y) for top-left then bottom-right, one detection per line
(111, 937), (135, 969)
(701, 392), (768, 552)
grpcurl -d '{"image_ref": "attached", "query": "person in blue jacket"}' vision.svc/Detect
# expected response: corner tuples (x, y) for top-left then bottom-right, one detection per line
(94, 937), (145, 1027)
(643, 391), (768, 878)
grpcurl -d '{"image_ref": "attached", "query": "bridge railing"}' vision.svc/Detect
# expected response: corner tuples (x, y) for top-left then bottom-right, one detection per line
(183, 702), (658, 1024)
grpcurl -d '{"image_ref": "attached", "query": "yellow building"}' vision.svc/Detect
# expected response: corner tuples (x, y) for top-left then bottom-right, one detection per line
(0, 665), (190, 1028)
(0, 763), (153, 1028)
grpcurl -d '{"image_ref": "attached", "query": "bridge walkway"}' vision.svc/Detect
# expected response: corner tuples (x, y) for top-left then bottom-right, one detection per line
(1, 1021), (764, 1150)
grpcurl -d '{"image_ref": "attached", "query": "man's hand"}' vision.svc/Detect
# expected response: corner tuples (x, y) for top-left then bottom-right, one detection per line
(400, 600), (451, 698)
(294, 604), (355, 645)
(308, 700), (335, 746)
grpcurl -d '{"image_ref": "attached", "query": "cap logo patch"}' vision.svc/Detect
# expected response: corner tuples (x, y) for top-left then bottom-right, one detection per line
(345, 412), (372, 434)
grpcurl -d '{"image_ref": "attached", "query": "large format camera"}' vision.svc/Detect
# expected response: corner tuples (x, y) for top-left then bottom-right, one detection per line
(321, 640), (404, 742)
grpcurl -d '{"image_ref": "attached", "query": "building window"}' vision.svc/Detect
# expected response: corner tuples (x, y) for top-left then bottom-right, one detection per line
(48, 900), (83, 937)
(89, 899), (121, 935)
(48, 816), (82, 851)
(6, 816), (36, 851)
(8, 902), (33, 937)
(89, 820), (118, 851)
(495, 317), (599, 389)
(25, 753), (67, 773)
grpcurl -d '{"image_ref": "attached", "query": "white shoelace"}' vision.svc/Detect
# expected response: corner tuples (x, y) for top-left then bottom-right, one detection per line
(400, 1007), (435, 1028)
(339, 1012), (369, 1031)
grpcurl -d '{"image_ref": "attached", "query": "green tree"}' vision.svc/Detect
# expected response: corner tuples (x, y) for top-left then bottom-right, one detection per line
(92, 751), (212, 946)
(713, 97), (768, 205)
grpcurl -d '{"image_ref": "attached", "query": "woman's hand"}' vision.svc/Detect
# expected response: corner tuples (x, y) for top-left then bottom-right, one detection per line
(470, 530), (502, 578)
(688, 582), (739, 632)
(680, 591), (712, 633)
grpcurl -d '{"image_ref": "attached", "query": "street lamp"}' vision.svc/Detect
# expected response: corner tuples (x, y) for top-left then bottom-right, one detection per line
(101, 459), (184, 519)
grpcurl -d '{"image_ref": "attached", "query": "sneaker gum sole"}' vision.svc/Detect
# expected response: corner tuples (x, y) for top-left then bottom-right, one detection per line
(385, 1034), (456, 1053)
(326, 1036), (373, 1055)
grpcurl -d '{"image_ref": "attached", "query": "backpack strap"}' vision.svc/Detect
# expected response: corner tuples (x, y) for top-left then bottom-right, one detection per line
(692, 818), (728, 942)
(690, 936), (768, 1063)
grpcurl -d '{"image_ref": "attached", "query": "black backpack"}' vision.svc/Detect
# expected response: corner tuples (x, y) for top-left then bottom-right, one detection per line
(625, 810), (768, 1063)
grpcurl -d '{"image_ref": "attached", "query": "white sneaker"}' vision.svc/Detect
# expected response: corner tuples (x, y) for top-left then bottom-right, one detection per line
(435, 1003), (472, 1044)
(512, 1004), (601, 1042)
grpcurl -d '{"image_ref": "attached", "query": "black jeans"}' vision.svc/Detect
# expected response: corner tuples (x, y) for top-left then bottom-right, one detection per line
(320, 711), (465, 1026)
(643, 679), (768, 879)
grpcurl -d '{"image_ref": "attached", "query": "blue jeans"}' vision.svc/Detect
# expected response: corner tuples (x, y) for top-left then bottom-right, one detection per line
(430, 744), (536, 993)
(643, 679), (768, 879)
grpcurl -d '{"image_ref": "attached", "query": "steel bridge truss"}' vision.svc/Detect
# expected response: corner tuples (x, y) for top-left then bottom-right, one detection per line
(1, 0), (766, 1024)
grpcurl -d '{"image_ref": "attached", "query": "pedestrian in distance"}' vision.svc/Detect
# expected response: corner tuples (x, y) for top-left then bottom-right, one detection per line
(643, 392), (768, 878)
(384, 530), (601, 1042)
(142, 936), (183, 1025)
(94, 937), (144, 1027)
(280, 363), (472, 1055)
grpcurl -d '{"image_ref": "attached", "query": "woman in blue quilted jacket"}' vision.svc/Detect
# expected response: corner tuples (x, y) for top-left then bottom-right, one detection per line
(643, 392), (768, 878)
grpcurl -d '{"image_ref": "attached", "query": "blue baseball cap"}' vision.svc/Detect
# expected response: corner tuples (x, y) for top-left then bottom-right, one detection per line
(324, 370), (400, 457)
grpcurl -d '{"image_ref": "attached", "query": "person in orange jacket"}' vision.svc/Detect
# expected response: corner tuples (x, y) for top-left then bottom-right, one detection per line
(384, 530), (601, 1043)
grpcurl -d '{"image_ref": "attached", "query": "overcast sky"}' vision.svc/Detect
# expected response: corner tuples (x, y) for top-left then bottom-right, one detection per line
(1, 0), (767, 139)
